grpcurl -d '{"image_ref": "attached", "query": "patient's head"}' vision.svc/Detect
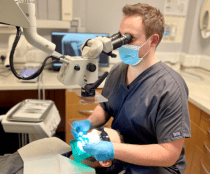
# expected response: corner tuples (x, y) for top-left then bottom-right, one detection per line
(70, 127), (125, 174)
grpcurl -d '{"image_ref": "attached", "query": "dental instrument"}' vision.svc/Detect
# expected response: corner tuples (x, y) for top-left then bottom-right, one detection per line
(67, 120), (83, 138)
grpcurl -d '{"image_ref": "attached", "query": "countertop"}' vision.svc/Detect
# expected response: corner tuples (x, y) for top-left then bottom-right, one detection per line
(180, 69), (210, 115)
(0, 65), (110, 91)
(166, 63), (210, 115)
(0, 69), (67, 90)
(0, 63), (210, 115)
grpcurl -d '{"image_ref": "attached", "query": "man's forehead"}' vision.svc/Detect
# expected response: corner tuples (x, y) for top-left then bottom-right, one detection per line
(120, 15), (144, 34)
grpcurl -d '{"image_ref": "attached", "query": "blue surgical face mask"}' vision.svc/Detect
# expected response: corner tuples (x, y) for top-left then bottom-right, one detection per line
(119, 36), (152, 66)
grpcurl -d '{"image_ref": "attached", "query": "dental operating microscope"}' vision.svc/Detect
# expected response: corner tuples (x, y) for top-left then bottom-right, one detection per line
(0, 0), (132, 99)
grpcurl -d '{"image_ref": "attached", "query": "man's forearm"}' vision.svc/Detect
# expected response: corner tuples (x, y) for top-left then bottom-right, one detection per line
(87, 104), (109, 129)
(113, 138), (184, 167)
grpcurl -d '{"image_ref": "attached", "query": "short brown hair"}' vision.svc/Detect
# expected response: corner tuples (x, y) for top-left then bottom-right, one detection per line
(123, 3), (165, 46)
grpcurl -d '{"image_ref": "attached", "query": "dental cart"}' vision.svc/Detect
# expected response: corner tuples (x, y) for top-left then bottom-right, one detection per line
(2, 99), (61, 143)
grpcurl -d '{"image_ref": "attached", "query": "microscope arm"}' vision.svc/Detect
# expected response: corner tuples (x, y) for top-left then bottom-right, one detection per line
(0, 0), (61, 58)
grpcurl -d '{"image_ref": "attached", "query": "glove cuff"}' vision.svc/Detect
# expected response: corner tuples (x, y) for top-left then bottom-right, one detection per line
(84, 119), (92, 127)
(107, 142), (114, 159)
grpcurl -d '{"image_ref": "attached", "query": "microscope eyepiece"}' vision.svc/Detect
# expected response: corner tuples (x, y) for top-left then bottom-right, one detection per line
(111, 33), (132, 50)
(109, 32), (122, 41)
(122, 33), (132, 45)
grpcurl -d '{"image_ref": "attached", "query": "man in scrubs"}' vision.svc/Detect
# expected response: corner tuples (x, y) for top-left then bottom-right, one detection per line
(72, 3), (191, 174)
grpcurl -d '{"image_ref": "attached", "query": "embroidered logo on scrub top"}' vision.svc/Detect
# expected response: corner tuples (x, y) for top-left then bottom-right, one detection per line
(172, 131), (182, 138)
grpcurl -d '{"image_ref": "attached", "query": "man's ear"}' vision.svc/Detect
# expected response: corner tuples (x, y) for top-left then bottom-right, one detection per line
(98, 160), (112, 167)
(151, 34), (159, 46)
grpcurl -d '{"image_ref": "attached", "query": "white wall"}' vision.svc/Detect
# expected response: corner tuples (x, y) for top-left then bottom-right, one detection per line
(1, 0), (210, 58)
(85, 0), (159, 34)
(73, 0), (184, 52)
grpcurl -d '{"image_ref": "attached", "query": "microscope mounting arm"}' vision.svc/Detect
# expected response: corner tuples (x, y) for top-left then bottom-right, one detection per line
(0, 0), (59, 57)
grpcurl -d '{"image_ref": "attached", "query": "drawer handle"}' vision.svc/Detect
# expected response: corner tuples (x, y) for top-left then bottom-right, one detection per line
(201, 162), (210, 174)
(208, 128), (210, 141)
(204, 142), (210, 156)
(78, 110), (93, 114)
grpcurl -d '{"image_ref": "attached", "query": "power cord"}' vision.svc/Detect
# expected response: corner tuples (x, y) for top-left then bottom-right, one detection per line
(9, 26), (60, 80)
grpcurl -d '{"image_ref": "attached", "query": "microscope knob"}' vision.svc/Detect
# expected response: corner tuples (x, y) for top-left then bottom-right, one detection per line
(86, 63), (96, 72)
(74, 65), (80, 71)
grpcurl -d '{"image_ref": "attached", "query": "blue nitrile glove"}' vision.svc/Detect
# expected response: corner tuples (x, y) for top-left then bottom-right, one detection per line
(83, 141), (114, 161)
(71, 120), (91, 138)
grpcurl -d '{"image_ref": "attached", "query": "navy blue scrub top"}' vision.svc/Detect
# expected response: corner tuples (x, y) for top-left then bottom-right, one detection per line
(100, 61), (191, 174)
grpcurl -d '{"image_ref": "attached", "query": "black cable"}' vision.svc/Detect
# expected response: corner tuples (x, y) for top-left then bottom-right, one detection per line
(44, 59), (58, 67)
(9, 26), (60, 80)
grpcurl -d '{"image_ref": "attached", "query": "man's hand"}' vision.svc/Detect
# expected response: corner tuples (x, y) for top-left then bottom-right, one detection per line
(83, 141), (114, 161)
(71, 120), (91, 138)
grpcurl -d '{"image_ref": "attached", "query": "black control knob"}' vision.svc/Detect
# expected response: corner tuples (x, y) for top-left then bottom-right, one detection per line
(86, 63), (96, 72)
(74, 65), (80, 71)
